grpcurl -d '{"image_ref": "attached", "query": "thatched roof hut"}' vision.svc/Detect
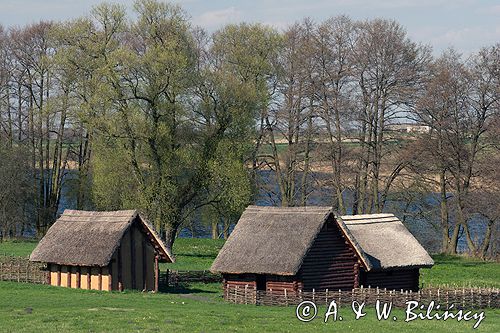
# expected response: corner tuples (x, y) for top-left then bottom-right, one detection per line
(30, 210), (173, 292)
(338, 213), (433, 270)
(212, 206), (433, 294)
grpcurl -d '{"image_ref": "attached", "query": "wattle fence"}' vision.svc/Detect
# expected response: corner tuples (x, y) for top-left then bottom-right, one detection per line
(0, 255), (48, 284)
(224, 285), (500, 308)
(161, 270), (222, 287)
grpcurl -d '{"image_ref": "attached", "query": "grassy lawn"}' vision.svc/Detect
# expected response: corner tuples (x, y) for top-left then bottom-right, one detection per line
(0, 281), (498, 332)
(163, 238), (225, 271)
(0, 239), (499, 332)
(420, 254), (500, 288)
(0, 240), (38, 257)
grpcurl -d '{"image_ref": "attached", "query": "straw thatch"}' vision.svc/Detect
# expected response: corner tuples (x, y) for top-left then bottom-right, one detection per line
(30, 210), (173, 267)
(211, 206), (433, 275)
(339, 213), (434, 270)
(211, 206), (335, 275)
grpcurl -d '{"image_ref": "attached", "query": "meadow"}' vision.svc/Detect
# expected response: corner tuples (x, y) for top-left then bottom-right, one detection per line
(0, 239), (499, 332)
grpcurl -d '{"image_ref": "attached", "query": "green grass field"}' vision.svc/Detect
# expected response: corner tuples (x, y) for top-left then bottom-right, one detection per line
(0, 281), (498, 333)
(0, 239), (499, 332)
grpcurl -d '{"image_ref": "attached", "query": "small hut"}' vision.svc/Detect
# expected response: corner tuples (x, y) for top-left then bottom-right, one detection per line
(211, 206), (433, 295)
(30, 210), (173, 292)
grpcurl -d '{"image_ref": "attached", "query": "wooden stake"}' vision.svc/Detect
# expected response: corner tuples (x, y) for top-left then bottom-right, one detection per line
(76, 266), (81, 289)
(57, 265), (61, 287)
(154, 254), (159, 293)
(142, 238), (147, 290)
(108, 264), (112, 291)
(98, 267), (102, 291)
(67, 266), (72, 288)
(117, 247), (123, 292)
(130, 227), (136, 289)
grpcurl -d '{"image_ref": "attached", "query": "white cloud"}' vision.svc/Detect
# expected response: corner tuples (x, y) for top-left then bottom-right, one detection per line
(195, 7), (242, 29)
(411, 25), (500, 55)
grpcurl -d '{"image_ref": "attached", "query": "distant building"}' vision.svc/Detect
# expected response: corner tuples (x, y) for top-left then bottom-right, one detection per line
(387, 123), (431, 133)
(211, 206), (433, 295)
(30, 210), (173, 292)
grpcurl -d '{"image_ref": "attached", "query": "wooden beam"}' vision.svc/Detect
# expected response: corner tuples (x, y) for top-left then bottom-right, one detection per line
(76, 266), (81, 289)
(98, 267), (102, 291)
(142, 238), (147, 291)
(117, 247), (123, 291)
(131, 226), (136, 289)
(108, 264), (113, 291)
(154, 255), (159, 293)
(354, 263), (360, 288)
(86, 268), (91, 290)
(47, 263), (51, 285)
(57, 265), (61, 287)
(67, 266), (72, 288)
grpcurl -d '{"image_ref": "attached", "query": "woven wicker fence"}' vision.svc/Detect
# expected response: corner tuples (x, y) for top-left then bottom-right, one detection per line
(0, 255), (48, 284)
(225, 285), (500, 309)
(160, 270), (222, 287)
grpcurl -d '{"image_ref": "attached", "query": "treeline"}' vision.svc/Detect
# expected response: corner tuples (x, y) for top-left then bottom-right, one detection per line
(0, 0), (498, 257)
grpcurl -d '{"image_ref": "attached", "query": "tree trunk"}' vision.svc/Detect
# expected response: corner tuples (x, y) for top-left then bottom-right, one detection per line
(163, 224), (177, 254)
(211, 221), (218, 239)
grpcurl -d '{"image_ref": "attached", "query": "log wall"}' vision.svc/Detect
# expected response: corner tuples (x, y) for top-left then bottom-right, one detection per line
(298, 218), (359, 290)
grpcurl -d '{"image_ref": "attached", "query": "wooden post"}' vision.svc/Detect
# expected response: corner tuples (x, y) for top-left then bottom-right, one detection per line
(353, 263), (360, 288)
(142, 239), (147, 290)
(130, 227), (136, 289)
(154, 254), (159, 293)
(117, 247), (123, 292)
(76, 266), (81, 289)
(46, 263), (51, 285)
(245, 284), (248, 305)
(57, 265), (61, 287)
(67, 266), (72, 288)
(98, 267), (102, 291)
(87, 267), (91, 290)
(107, 264), (112, 291)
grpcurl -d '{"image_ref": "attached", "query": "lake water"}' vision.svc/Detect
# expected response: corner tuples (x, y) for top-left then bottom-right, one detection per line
(57, 170), (488, 254)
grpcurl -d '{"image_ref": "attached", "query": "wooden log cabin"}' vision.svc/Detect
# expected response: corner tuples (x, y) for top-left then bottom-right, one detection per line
(211, 206), (433, 296)
(29, 210), (173, 291)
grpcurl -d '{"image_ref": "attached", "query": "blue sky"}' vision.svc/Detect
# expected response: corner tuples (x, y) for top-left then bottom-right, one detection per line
(0, 0), (499, 55)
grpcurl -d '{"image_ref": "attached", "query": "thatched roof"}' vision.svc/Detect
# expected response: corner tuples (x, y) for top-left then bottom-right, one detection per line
(211, 206), (335, 275)
(339, 213), (434, 270)
(30, 210), (174, 267)
(211, 206), (433, 275)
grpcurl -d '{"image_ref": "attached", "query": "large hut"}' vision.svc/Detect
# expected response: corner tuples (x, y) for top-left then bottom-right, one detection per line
(30, 210), (173, 292)
(211, 206), (433, 295)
